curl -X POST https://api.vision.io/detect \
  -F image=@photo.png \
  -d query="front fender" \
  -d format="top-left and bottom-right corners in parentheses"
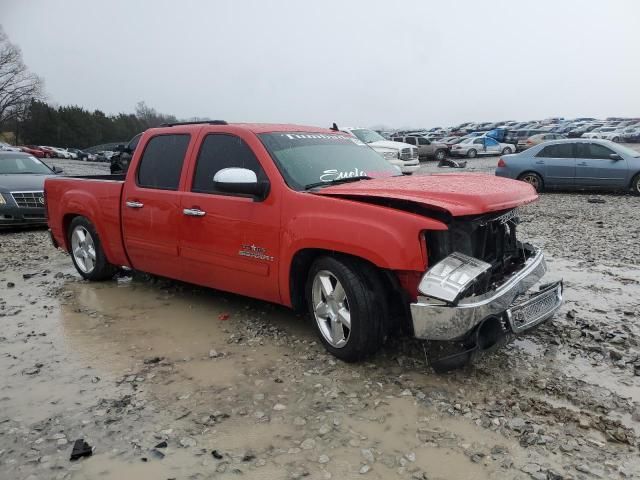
top-left (278, 195), bottom-right (448, 306)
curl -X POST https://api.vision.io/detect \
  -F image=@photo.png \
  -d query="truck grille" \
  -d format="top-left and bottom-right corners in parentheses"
top-left (400, 147), bottom-right (419, 161)
top-left (11, 191), bottom-right (45, 208)
top-left (508, 282), bottom-right (563, 333)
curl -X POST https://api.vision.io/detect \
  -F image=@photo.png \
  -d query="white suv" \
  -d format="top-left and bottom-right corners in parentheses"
top-left (341, 127), bottom-right (419, 175)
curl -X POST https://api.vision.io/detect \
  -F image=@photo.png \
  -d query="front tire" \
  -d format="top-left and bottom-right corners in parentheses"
top-left (467, 149), bottom-right (477, 158)
top-left (306, 256), bottom-right (387, 362)
top-left (435, 149), bottom-right (446, 161)
top-left (631, 174), bottom-right (640, 196)
top-left (518, 172), bottom-right (544, 192)
top-left (68, 217), bottom-right (116, 281)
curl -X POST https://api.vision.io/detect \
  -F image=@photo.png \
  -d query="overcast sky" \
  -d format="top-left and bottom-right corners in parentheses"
top-left (2, 0), bottom-right (639, 129)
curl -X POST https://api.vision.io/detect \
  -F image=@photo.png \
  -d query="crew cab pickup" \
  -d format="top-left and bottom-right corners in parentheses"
top-left (45, 121), bottom-right (563, 371)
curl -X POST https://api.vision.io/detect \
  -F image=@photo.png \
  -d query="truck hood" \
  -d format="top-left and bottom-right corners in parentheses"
top-left (367, 140), bottom-right (412, 151)
top-left (315, 174), bottom-right (537, 217)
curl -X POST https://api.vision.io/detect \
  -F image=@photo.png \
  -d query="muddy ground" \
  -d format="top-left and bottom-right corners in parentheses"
top-left (1, 157), bottom-right (639, 480)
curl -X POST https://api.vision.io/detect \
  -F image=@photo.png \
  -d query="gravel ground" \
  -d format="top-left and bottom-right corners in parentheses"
top-left (0, 155), bottom-right (639, 479)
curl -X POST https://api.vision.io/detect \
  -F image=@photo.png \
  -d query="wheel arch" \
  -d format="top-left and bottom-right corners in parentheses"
top-left (288, 248), bottom-right (407, 322)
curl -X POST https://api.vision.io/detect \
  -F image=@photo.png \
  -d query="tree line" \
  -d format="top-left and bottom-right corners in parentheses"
top-left (0, 25), bottom-right (180, 149)
top-left (15, 100), bottom-right (178, 149)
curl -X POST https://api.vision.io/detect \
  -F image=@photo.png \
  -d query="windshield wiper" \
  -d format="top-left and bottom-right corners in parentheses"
top-left (304, 176), bottom-right (372, 190)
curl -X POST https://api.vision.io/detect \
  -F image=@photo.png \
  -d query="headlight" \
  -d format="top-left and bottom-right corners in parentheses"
top-left (418, 252), bottom-right (491, 303)
top-left (0, 193), bottom-right (6, 205)
top-left (382, 151), bottom-right (396, 160)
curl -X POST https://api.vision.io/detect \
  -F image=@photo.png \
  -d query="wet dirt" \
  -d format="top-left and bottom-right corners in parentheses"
top-left (1, 162), bottom-right (639, 479)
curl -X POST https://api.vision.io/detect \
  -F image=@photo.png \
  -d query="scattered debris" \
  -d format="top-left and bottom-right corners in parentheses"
top-left (69, 439), bottom-right (93, 461)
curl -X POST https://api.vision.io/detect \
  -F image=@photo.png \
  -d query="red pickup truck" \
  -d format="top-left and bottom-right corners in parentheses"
top-left (45, 121), bottom-right (563, 371)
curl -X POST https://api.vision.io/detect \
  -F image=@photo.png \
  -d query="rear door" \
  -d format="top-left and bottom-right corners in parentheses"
top-left (574, 142), bottom-right (628, 187)
top-left (179, 132), bottom-right (281, 303)
top-left (534, 143), bottom-right (575, 187)
top-left (121, 132), bottom-right (193, 279)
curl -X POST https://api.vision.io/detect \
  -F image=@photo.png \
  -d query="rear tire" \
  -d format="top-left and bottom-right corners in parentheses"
top-left (631, 174), bottom-right (640, 196)
top-left (467, 149), bottom-right (477, 158)
top-left (306, 256), bottom-right (387, 362)
top-left (68, 217), bottom-right (117, 281)
top-left (518, 172), bottom-right (544, 192)
top-left (502, 147), bottom-right (513, 154)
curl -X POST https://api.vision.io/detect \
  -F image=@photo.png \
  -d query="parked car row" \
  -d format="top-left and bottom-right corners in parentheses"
top-left (0, 143), bottom-right (97, 161)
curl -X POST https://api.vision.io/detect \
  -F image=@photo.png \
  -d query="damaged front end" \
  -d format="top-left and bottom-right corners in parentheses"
top-left (411, 208), bottom-right (563, 372)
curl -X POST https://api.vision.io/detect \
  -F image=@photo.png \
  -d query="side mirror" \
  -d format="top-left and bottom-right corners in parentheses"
top-left (52, 165), bottom-right (63, 174)
top-left (610, 153), bottom-right (622, 161)
top-left (213, 167), bottom-right (269, 200)
top-left (115, 144), bottom-right (126, 153)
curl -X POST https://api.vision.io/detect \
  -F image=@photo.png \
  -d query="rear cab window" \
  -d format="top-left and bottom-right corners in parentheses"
top-left (136, 134), bottom-right (191, 190)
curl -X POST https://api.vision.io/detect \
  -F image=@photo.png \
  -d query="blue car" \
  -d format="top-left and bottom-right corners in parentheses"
top-left (495, 139), bottom-right (640, 195)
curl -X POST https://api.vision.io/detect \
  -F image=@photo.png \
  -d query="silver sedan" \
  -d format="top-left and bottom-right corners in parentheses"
top-left (495, 139), bottom-right (640, 194)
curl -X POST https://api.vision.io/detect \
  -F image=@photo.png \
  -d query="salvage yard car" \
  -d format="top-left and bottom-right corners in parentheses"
top-left (450, 136), bottom-right (515, 158)
top-left (0, 151), bottom-right (62, 228)
top-left (45, 122), bottom-right (563, 371)
top-left (495, 139), bottom-right (640, 194)
top-left (339, 127), bottom-right (420, 174)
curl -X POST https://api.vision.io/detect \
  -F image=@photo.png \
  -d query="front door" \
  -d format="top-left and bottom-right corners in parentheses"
top-left (574, 142), bottom-right (628, 188)
top-left (121, 133), bottom-right (192, 279)
top-left (179, 132), bottom-right (281, 304)
top-left (534, 142), bottom-right (575, 187)
top-left (484, 137), bottom-right (501, 154)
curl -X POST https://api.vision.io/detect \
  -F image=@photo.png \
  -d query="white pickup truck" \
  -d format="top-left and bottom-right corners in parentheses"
top-left (341, 127), bottom-right (420, 174)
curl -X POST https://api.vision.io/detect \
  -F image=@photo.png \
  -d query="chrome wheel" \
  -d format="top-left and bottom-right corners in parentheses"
top-left (435, 150), bottom-right (446, 161)
top-left (71, 226), bottom-right (96, 274)
top-left (521, 173), bottom-right (541, 191)
top-left (312, 270), bottom-right (351, 348)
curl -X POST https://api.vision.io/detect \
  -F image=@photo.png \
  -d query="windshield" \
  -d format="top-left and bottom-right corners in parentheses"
top-left (259, 132), bottom-right (401, 191)
top-left (0, 155), bottom-right (52, 174)
top-left (349, 129), bottom-right (386, 144)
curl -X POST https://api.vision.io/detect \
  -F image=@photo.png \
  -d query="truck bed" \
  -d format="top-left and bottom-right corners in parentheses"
top-left (45, 175), bottom-right (130, 267)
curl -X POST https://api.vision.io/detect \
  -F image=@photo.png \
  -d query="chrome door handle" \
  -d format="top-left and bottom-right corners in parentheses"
top-left (126, 200), bottom-right (144, 208)
top-left (535, 161), bottom-right (544, 164)
top-left (577, 162), bottom-right (587, 166)
top-left (183, 208), bottom-right (206, 217)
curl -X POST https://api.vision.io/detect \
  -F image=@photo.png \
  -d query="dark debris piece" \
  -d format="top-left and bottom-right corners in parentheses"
top-left (211, 449), bottom-right (223, 459)
top-left (70, 439), bottom-right (93, 461)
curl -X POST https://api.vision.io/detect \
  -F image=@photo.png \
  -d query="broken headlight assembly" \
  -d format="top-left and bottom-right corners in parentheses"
top-left (418, 252), bottom-right (491, 303)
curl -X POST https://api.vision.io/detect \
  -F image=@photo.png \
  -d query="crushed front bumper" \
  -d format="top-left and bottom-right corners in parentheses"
top-left (410, 248), bottom-right (563, 341)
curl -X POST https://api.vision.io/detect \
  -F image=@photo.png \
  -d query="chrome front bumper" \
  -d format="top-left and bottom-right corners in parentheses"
top-left (410, 248), bottom-right (563, 341)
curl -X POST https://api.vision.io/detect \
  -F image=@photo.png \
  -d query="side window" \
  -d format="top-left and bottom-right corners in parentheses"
top-left (536, 143), bottom-right (573, 158)
top-left (128, 133), bottom-right (142, 151)
top-left (485, 138), bottom-right (498, 146)
top-left (473, 138), bottom-right (483, 144)
top-left (580, 143), bottom-right (616, 160)
top-left (192, 134), bottom-right (266, 194)
top-left (137, 134), bottom-right (190, 190)
top-left (392, 137), bottom-right (403, 142)
top-left (418, 137), bottom-right (429, 145)
top-left (404, 137), bottom-right (417, 145)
